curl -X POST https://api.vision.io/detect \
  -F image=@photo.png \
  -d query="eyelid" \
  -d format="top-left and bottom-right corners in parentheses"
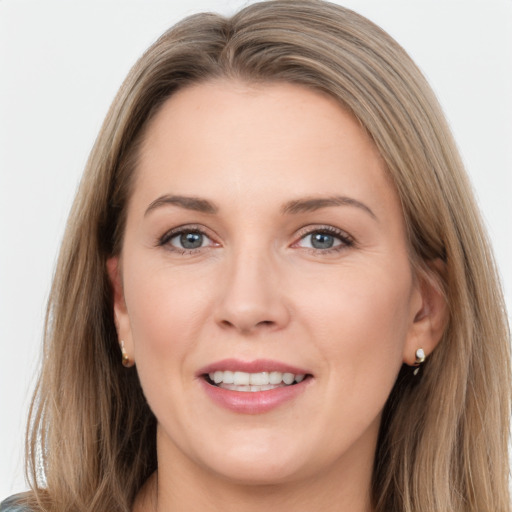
top-left (292, 224), bottom-right (355, 251)
top-left (156, 223), bottom-right (354, 253)
top-left (157, 224), bottom-right (220, 250)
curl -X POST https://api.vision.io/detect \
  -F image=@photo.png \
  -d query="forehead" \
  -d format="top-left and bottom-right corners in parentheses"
top-left (131, 80), bottom-right (399, 220)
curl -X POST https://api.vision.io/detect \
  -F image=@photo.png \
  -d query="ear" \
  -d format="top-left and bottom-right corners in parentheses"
top-left (403, 259), bottom-right (448, 366)
top-left (106, 256), bottom-right (135, 365)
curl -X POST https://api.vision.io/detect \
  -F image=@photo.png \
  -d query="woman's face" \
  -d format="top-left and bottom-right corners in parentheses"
top-left (110, 81), bottom-right (430, 487)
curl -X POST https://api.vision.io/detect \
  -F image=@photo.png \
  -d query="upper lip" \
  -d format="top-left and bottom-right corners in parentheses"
top-left (196, 358), bottom-right (312, 377)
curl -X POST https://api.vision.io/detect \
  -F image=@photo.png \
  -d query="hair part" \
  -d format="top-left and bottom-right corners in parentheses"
top-left (22, 2), bottom-right (510, 511)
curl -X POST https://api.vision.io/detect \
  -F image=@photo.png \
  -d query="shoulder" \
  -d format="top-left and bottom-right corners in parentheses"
top-left (0, 495), bottom-right (33, 512)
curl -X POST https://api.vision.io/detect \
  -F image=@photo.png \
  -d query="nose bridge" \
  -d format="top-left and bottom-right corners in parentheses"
top-left (215, 239), bottom-right (289, 333)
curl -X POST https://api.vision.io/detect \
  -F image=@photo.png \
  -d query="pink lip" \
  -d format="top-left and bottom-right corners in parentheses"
top-left (196, 359), bottom-right (313, 415)
top-left (196, 358), bottom-right (310, 376)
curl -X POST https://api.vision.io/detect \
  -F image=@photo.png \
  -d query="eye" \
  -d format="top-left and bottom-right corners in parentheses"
top-left (302, 232), bottom-right (340, 250)
top-left (171, 231), bottom-right (208, 250)
top-left (158, 226), bottom-right (217, 253)
top-left (294, 227), bottom-right (353, 252)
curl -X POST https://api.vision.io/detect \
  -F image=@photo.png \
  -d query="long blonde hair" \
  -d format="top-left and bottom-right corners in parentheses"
top-left (22, 1), bottom-right (510, 511)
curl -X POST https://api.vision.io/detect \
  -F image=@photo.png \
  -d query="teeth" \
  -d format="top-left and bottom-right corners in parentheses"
top-left (233, 371), bottom-right (250, 385)
top-left (208, 370), bottom-right (306, 387)
top-left (222, 370), bottom-right (234, 384)
top-left (269, 371), bottom-right (282, 385)
top-left (249, 372), bottom-right (269, 385)
top-left (282, 372), bottom-right (295, 385)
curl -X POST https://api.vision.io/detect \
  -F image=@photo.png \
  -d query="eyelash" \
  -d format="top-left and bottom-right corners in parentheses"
top-left (156, 224), bottom-right (355, 255)
top-left (293, 225), bottom-right (355, 254)
top-left (157, 224), bottom-right (217, 254)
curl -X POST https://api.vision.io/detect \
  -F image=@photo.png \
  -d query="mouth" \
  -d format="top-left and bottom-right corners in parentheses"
top-left (203, 370), bottom-right (310, 392)
top-left (197, 359), bottom-right (313, 413)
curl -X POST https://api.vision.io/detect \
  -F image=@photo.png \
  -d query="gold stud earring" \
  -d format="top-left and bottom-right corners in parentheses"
top-left (413, 348), bottom-right (426, 376)
top-left (121, 341), bottom-right (131, 367)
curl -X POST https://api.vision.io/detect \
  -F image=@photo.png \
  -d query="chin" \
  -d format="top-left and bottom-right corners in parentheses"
top-left (206, 455), bottom-right (309, 486)
top-left (191, 429), bottom-right (320, 486)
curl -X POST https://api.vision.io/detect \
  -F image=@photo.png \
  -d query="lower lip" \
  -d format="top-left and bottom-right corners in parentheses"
top-left (199, 378), bottom-right (311, 414)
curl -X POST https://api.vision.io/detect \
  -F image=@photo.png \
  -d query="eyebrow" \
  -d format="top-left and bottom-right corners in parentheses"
top-left (282, 196), bottom-right (377, 220)
top-left (144, 193), bottom-right (376, 220)
top-left (145, 194), bottom-right (218, 216)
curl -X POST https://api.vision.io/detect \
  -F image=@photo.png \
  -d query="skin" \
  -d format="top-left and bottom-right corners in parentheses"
top-left (108, 81), bottom-right (445, 512)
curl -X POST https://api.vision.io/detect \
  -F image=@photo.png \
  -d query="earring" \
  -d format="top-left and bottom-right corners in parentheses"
top-left (121, 341), bottom-right (131, 367)
top-left (413, 348), bottom-right (426, 376)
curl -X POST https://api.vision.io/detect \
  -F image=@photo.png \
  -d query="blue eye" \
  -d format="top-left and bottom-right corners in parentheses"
top-left (308, 232), bottom-right (339, 249)
top-left (172, 232), bottom-right (206, 249)
top-left (296, 228), bottom-right (352, 251)
top-left (158, 227), bottom-right (214, 252)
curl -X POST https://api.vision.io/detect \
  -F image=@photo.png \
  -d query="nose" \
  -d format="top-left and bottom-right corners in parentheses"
top-left (214, 249), bottom-right (291, 335)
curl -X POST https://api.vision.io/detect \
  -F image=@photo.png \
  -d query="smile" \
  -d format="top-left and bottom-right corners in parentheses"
top-left (198, 359), bottom-right (313, 413)
top-left (207, 370), bottom-right (307, 392)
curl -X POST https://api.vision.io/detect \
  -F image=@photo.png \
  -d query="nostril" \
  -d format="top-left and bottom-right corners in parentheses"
top-left (256, 320), bottom-right (274, 327)
top-left (218, 318), bottom-right (276, 332)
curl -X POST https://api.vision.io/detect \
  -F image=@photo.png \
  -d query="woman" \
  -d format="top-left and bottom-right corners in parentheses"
top-left (2, 1), bottom-right (510, 511)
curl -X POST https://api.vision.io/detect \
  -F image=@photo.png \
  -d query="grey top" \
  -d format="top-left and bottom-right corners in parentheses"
top-left (0, 495), bottom-right (31, 512)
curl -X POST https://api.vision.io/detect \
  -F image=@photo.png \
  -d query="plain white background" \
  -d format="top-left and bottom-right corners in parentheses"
top-left (1, 0), bottom-right (511, 500)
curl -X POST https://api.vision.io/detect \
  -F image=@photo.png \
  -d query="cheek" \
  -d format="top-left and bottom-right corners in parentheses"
top-left (125, 258), bottom-right (211, 346)
top-left (299, 262), bottom-right (413, 389)
top-left (121, 262), bottom-right (216, 427)
top-left (121, 260), bottom-right (212, 407)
